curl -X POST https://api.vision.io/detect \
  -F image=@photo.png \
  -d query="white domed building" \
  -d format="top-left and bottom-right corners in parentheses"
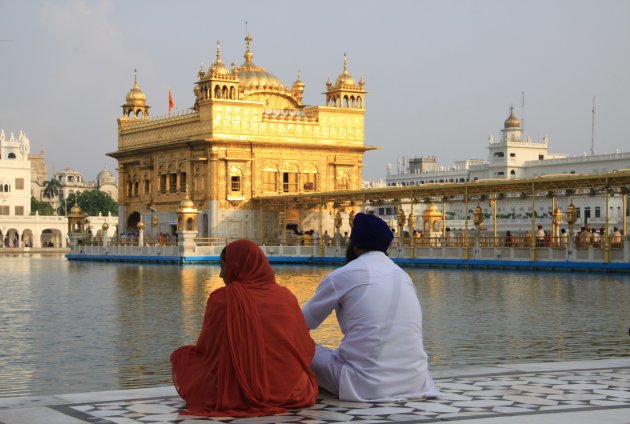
top-left (0, 129), bottom-right (68, 248)
top-left (97, 168), bottom-right (118, 201)
top-left (51, 166), bottom-right (118, 212)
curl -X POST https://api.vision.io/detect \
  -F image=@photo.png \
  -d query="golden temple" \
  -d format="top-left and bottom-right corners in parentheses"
top-left (109, 34), bottom-right (374, 240)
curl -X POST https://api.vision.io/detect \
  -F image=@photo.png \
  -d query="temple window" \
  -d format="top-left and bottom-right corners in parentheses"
top-left (337, 173), bottom-right (350, 190)
top-left (134, 182), bottom-right (139, 196)
top-left (283, 172), bottom-right (298, 193)
top-left (303, 173), bottom-right (317, 191)
top-left (222, 86), bottom-right (228, 99)
top-left (8, 153), bottom-right (16, 159)
top-left (0, 206), bottom-right (9, 215)
top-left (15, 206), bottom-right (24, 216)
top-left (144, 180), bottom-right (150, 194)
top-left (229, 86), bottom-right (236, 99)
top-left (169, 174), bottom-right (177, 193)
top-left (179, 172), bottom-right (187, 192)
top-left (214, 85), bottom-right (221, 98)
top-left (15, 178), bottom-right (24, 190)
top-left (127, 182), bottom-right (133, 197)
top-left (160, 174), bottom-right (167, 194)
top-left (343, 96), bottom-right (349, 108)
top-left (357, 97), bottom-right (363, 108)
top-left (262, 171), bottom-right (276, 192)
top-left (231, 175), bottom-right (241, 192)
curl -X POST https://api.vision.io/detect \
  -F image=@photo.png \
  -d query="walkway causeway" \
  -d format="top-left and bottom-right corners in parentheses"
top-left (1, 359), bottom-right (629, 424)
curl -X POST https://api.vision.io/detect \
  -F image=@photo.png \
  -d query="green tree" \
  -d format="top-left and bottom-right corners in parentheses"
top-left (30, 197), bottom-right (55, 215)
top-left (67, 190), bottom-right (118, 216)
top-left (42, 178), bottom-right (62, 200)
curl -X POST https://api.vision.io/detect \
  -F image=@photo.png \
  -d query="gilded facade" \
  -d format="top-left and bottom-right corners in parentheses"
top-left (109, 35), bottom-right (374, 239)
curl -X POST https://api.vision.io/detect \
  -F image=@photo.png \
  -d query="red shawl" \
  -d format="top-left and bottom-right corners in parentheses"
top-left (171, 239), bottom-right (317, 416)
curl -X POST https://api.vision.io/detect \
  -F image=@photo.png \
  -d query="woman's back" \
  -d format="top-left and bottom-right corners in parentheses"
top-left (171, 240), bottom-right (317, 416)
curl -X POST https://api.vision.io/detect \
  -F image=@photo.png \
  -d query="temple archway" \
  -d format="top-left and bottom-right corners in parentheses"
top-left (127, 211), bottom-right (141, 229)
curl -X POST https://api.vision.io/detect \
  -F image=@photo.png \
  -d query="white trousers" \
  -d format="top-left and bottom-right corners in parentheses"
top-left (310, 344), bottom-right (344, 396)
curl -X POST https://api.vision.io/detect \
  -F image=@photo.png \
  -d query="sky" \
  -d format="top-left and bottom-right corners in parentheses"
top-left (1, 0), bottom-right (629, 182)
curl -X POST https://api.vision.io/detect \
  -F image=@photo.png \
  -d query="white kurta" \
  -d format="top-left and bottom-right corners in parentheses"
top-left (302, 251), bottom-right (440, 401)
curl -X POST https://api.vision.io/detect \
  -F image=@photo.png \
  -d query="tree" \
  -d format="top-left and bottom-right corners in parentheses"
top-left (42, 178), bottom-right (62, 200)
top-left (31, 197), bottom-right (55, 215)
top-left (67, 190), bottom-right (118, 217)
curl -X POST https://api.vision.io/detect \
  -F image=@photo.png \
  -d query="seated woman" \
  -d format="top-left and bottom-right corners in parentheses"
top-left (171, 239), bottom-right (318, 416)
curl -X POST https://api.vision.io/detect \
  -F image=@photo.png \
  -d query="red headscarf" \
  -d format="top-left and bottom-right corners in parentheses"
top-left (171, 240), bottom-right (317, 416)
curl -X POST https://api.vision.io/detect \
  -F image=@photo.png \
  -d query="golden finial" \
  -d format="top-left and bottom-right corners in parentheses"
top-left (244, 30), bottom-right (253, 64)
top-left (133, 68), bottom-right (137, 84)
top-left (216, 40), bottom-right (222, 62)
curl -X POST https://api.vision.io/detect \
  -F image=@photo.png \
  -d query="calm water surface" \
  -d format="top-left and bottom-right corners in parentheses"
top-left (1, 254), bottom-right (629, 398)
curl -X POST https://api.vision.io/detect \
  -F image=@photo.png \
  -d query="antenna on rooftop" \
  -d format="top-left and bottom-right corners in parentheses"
top-left (591, 96), bottom-right (596, 155)
top-left (521, 91), bottom-right (525, 132)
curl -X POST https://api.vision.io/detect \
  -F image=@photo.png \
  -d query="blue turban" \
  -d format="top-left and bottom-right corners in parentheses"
top-left (350, 213), bottom-right (394, 252)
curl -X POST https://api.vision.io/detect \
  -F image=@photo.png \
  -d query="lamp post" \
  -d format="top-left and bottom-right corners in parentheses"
top-left (489, 196), bottom-right (497, 247)
top-left (84, 219), bottom-right (90, 243)
top-left (334, 210), bottom-right (342, 248)
top-left (473, 202), bottom-right (484, 257)
top-left (408, 209), bottom-right (416, 258)
top-left (137, 220), bottom-right (144, 246)
top-left (151, 212), bottom-right (159, 244)
top-left (396, 207), bottom-right (406, 254)
top-left (565, 201), bottom-right (577, 260)
top-left (552, 206), bottom-right (563, 247)
top-left (348, 209), bottom-right (355, 229)
top-left (102, 222), bottom-right (109, 248)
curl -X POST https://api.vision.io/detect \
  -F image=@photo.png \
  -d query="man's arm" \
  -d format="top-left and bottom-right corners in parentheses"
top-left (301, 276), bottom-right (339, 330)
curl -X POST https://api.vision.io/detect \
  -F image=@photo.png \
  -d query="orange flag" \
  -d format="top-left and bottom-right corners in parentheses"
top-left (168, 88), bottom-right (175, 112)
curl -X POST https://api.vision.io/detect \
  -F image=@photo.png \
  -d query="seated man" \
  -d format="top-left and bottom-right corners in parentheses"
top-left (302, 213), bottom-right (439, 402)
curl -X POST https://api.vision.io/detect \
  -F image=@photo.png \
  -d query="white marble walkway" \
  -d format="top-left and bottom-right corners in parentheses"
top-left (1, 359), bottom-right (629, 424)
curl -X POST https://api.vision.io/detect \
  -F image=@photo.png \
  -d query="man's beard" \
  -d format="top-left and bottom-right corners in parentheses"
top-left (345, 242), bottom-right (358, 264)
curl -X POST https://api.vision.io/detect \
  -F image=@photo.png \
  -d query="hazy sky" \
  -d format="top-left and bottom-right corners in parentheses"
top-left (1, 0), bottom-right (629, 182)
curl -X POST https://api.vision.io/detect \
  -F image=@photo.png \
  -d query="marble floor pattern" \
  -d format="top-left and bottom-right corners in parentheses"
top-left (44, 365), bottom-right (630, 424)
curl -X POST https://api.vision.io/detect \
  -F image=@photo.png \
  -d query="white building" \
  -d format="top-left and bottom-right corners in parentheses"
top-left (381, 110), bottom-right (630, 232)
top-left (0, 129), bottom-right (67, 248)
top-left (43, 167), bottom-right (118, 213)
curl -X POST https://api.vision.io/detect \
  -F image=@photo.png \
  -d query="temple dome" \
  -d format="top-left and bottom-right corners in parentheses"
top-left (208, 41), bottom-right (230, 77)
top-left (504, 108), bottom-right (521, 128)
top-left (97, 168), bottom-right (115, 184)
top-left (178, 195), bottom-right (197, 212)
top-left (70, 203), bottom-right (83, 215)
top-left (335, 53), bottom-right (356, 87)
top-left (126, 78), bottom-right (146, 105)
top-left (238, 68), bottom-right (283, 88)
top-left (237, 33), bottom-right (284, 89)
